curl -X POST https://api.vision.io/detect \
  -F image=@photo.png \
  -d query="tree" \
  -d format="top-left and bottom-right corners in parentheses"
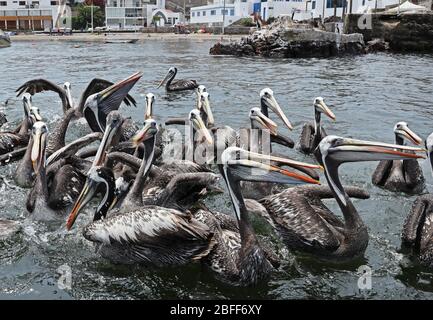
top-left (84, 0), bottom-right (106, 8)
top-left (72, 4), bottom-right (105, 30)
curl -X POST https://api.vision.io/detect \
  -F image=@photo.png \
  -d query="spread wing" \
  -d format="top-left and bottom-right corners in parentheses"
top-left (16, 79), bottom-right (70, 111)
top-left (78, 78), bottom-right (137, 112)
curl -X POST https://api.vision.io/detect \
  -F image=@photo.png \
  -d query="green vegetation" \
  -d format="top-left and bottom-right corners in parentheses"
top-left (72, 4), bottom-right (105, 30)
top-left (238, 17), bottom-right (255, 27)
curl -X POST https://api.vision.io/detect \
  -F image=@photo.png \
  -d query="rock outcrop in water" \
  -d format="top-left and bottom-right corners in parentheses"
top-left (210, 17), bottom-right (365, 58)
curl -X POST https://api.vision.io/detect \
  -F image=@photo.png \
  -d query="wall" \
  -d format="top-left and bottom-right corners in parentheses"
top-left (344, 13), bottom-right (433, 51)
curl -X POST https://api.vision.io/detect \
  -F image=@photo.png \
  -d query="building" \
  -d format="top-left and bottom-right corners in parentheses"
top-left (105, 0), bottom-right (166, 29)
top-left (0, 0), bottom-right (63, 30)
top-left (152, 8), bottom-right (183, 26)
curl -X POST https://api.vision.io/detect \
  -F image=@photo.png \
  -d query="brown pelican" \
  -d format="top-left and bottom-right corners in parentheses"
top-left (199, 147), bottom-right (320, 285)
top-left (65, 121), bottom-right (215, 267)
top-left (45, 72), bottom-right (141, 155)
top-left (157, 67), bottom-right (198, 92)
top-left (298, 97), bottom-right (335, 155)
top-left (16, 77), bottom-right (137, 116)
top-left (0, 94), bottom-right (41, 156)
top-left (258, 136), bottom-right (425, 260)
top-left (25, 121), bottom-right (103, 219)
top-left (402, 132), bottom-right (433, 268)
top-left (260, 88), bottom-right (293, 134)
top-left (372, 122), bottom-right (424, 193)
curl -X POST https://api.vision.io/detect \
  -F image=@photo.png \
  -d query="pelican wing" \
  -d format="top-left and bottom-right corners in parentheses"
top-left (260, 186), bottom-right (343, 252)
top-left (78, 78), bottom-right (137, 112)
top-left (169, 80), bottom-right (198, 91)
top-left (16, 79), bottom-right (70, 111)
top-left (0, 111), bottom-right (7, 128)
top-left (299, 122), bottom-right (314, 153)
top-left (403, 158), bottom-right (425, 190)
top-left (83, 207), bottom-right (214, 266)
top-left (372, 160), bottom-right (393, 186)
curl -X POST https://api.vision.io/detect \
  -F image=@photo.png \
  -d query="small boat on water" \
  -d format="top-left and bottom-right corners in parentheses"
top-left (104, 39), bottom-right (138, 44)
top-left (0, 30), bottom-right (11, 48)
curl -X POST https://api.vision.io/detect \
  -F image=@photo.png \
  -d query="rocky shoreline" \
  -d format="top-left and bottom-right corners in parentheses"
top-left (210, 17), bottom-right (366, 58)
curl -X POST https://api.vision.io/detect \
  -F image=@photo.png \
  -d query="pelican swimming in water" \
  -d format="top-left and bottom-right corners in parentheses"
top-left (157, 67), bottom-right (198, 92)
top-left (197, 147), bottom-right (321, 285)
top-left (402, 132), bottom-right (433, 268)
top-left (372, 121), bottom-right (424, 193)
top-left (65, 120), bottom-right (215, 267)
top-left (0, 94), bottom-right (41, 156)
top-left (298, 97), bottom-right (335, 156)
top-left (255, 136), bottom-right (425, 260)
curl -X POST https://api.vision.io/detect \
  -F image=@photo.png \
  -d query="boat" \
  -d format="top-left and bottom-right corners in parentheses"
top-left (104, 39), bottom-right (138, 44)
top-left (0, 30), bottom-right (11, 48)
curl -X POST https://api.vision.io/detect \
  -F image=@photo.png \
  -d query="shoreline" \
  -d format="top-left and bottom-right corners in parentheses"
top-left (10, 32), bottom-right (245, 42)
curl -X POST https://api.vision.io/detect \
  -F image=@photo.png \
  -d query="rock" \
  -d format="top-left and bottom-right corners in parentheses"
top-left (0, 219), bottom-right (21, 241)
top-left (209, 17), bottom-right (365, 58)
top-left (366, 38), bottom-right (390, 53)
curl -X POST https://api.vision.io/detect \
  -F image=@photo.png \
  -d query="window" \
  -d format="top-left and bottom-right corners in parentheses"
top-left (51, 1), bottom-right (58, 5)
top-left (32, 1), bottom-right (39, 4)
top-left (197, 11), bottom-right (200, 16)
top-left (230, 9), bottom-right (234, 16)
top-left (210, 9), bottom-right (216, 15)
top-left (312, 0), bottom-right (315, 9)
top-left (221, 9), bottom-right (228, 15)
top-left (113, 0), bottom-right (117, 6)
top-left (202, 10), bottom-right (206, 16)
top-left (19, 0), bottom-right (26, 4)
top-left (362, 0), bottom-right (365, 5)
top-left (326, 0), bottom-right (344, 7)
top-left (0, 1), bottom-right (7, 5)
top-left (192, 11), bottom-right (195, 16)
top-left (135, 1), bottom-right (139, 6)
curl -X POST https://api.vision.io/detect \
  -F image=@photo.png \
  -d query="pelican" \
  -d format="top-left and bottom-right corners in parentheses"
top-left (199, 147), bottom-right (320, 285)
top-left (402, 132), bottom-right (433, 268)
top-left (157, 67), bottom-right (198, 92)
top-left (298, 97), bottom-right (335, 156)
top-left (45, 72), bottom-right (141, 155)
top-left (372, 122), bottom-right (424, 193)
top-left (16, 77), bottom-right (137, 115)
top-left (65, 120), bottom-right (215, 267)
top-left (257, 136), bottom-right (425, 260)
top-left (0, 94), bottom-right (41, 156)
top-left (260, 88), bottom-right (293, 135)
top-left (25, 121), bottom-right (102, 219)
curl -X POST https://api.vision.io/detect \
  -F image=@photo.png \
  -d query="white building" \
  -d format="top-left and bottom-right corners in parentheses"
top-left (105, 0), bottom-right (166, 29)
top-left (152, 8), bottom-right (183, 26)
top-left (190, 0), bottom-right (402, 27)
top-left (0, 0), bottom-right (63, 30)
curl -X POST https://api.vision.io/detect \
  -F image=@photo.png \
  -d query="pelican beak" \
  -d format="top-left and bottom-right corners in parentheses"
top-left (329, 138), bottom-right (426, 162)
top-left (201, 94), bottom-right (214, 127)
top-left (192, 114), bottom-right (213, 145)
top-left (92, 118), bottom-right (122, 166)
top-left (252, 109), bottom-right (278, 135)
top-left (31, 107), bottom-right (42, 122)
top-left (66, 179), bottom-right (98, 230)
top-left (31, 125), bottom-right (47, 174)
top-left (157, 70), bottom-right (173, 89)
top-left (396, 124), bottom-right (423, 146)
top-left (132, 121), bottom-right (158, 147)
top-left (98, 72), bottom-right (142, 104)
top-left (316, 99), bottom-right (336, 121)
top-left (145, 97), bottom-right (154, 120)
top-left (262, 95), bottom-right (293, 131)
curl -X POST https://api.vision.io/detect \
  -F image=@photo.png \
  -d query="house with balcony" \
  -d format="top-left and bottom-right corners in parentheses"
top-left (0, 0), bottom-right (63, 30)
top-left (105, 0), bottom-right (166, 29)
top-left (152, 8), bottom-right (183, 26)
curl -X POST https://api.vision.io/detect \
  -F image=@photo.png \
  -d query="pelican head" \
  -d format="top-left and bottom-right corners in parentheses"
top-left (132, 118), bottom-right (159, 147)
top-left (145, 93), bottom-right (155, 120)
top-left (63, 81), bottom-right (73, 108)
top-left (260, 88), bottom-right (293, 131)
top-left (157, 67), bottom-right (177, 89)
top-left (393, 122), bottom-right (423, 146)
top-left (30, 106), bottom-right (42, 123)
top-left (83, 72), bottom-right (142, 132)
top-left (189, 109), bottom-right (213, 145)
top-left (66, 166), bottom-right (115, 230)
top-left (198, 92), bottom-right (214, 127)
top-left (31, 121), bottom-right (48, 174)
top-left (249, 107), bottom-right (278, 135)
top-left (314, 97), bottom-right (335, 120)
top-left (197, 85), bottom-right (207, 94)
top-left (22, 93), bottom-right (32, 117)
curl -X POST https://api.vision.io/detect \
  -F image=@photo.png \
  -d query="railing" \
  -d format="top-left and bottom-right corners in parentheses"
top-left (0, 9), bottom-right (52, 17)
